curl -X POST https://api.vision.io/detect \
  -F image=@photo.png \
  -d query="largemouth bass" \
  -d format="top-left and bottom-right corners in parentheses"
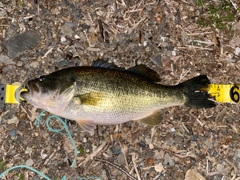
top-left (21, 60), bottom-right (216, 134)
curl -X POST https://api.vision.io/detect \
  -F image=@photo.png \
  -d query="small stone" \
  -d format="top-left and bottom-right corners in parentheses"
top-left (74, 34), bottom-right (80, 39)
top-left (163, 153), bottom-right (174, 166)
top-left (137, 141), bottom-right (146, 148)
top-left (25, 159), bottom-right (34, 166)
top-left (9, 129), bottom-right (16, 137)
top-left (95, 9), bottom-right (106, 16)
top-left (172, 50), bottom-right (176, 56)
top-left (7, 117), bottom-right (19, 125)
top-left (204, 139), bottom-right (213, 148)
top-left (6, 31), bottom-right (40, 58)
top-left (25, 147), bottom-right (33, 156)
top-left (190, 135), bottom-right (197, 142)
top-left (166, 138), bottom-right (174, 146)
top-left (232, 21), bottom-right (240, 31)
top-left (61, 24), bottom-right (74, 36)
top-left (143, 41), bottom-right (148, 47)
top-left (236, 157), bottom-right (240, 163)
top-left (0, 55), bottom-right (15, 65)
top-left (58, 59), bottom-right (69, 68)
top-left (154, 163), bottom-right (164, 172)
top-left (110, 145), bottom-right (121, 156)
top-left (230, 36), bottom-right (240, 47)
top-left (0, 8), bottom-right (7, 17)
top-left (185, 169), bottom-right (205, 180)
top-left (154, 150), bottom-right (165, 159)
top-left (117, 153), bottom-right (125, 165)
top-left (113, 133), bottom-right (121, 140)
top-left (151, 53), bottom-right (162, 68)
top-left (145, 157), bottom-right (154, 166)
top-left (51, 8), bottom-right (60, 15)
top-left (60, 36), bottom-right (66, 42)
top-left (156, 16), bottom-right (162, 22)
top-left (216, 164), bottom-right (225, 172)
top-left (30, 61), bottom-right (39, 68)
top-left (175, 135), bottom-right (183, 144)
top-left (19, 113), bottom-right (27, 120)
top-left (145, 136), bottom-right (154, 149)
top-left (16, 61), bottom-right (23, 67)
top-left (83, 138), bottom-right (87, 143)
top-left (41, 150), bottom-right (48, 159)
top-left (235, 47), bottom-right (240, 55)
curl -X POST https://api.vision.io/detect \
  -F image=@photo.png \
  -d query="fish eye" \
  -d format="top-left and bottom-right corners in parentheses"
top-left (39, 76), bottom-right (45, 82)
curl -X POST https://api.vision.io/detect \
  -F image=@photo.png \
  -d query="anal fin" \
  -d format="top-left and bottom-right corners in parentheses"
top-left (75, 119), bottom-right (95, 135)
top-left (139, 111), bottom-right (163, 126)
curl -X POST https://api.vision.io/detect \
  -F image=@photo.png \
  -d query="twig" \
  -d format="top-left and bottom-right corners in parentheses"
top-left (94, 157), bottom-right (137, 180)
top-left (78, 141), bottom-right (107, 166)
top-left (176, 69), bottom-right (191, 84)
top-left (83, 30), bottom-right (92, 47)
top-left (128, 17), bottom-right (146, 34)
top-left (181, 122), bottom-right (190, 133)
top-left (230, 0), bottom-right (238, 10)
top-left (176, 46), bottom-right (213, 50)
top-left (191, 40), bottom-right (214, 46)
top-left (119, 142), bottom-right (129, 170)
top-left (186, 32), bottom-right (213, 36)
top-left (153, 173), bottom-right (162, 180)
top-left (215, 107), bottom-right (226, 121)
top-left (44, 149), bottom-right (57, 165)
top-left (130, 153), bottom-right (141, 180)
top-left (196, 118), bottom-right (204, 127)
top-left (86, 47), bottom-right (101, 51)
top-left (42, 47), bottom-right (53, 59)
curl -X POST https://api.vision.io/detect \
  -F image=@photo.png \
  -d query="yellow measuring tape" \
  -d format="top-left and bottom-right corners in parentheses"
top-left (1, 84), bottom-right (240, 104)
top-left (208, 84), bottom-right (240, 103)
top-left (2, 85), bottom-right (27, 104)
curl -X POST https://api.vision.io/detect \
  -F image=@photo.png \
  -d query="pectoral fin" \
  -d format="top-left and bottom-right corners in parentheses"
top-left (73, 92), bottom-right (103, 106)
top-left (139, 111), bottom-right (163, 126)
top-left (75, 119), bottom-right (95, 135)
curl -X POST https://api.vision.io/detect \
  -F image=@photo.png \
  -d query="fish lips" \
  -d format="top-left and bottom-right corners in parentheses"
top-left (20, 80), bottom-right (40, 99)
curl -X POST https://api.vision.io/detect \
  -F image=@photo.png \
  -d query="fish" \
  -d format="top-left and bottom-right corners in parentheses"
top-left (21, 59), bottom-right (216, 134)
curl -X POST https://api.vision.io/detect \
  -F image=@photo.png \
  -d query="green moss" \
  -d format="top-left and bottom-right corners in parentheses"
top-left (16, 173), bottom-right (24, 180)
top-left (79, 147), bottom-right (85, 154)
top-left (0, 159), bottom-right (7, 171)
top-left (196, 0), bottom-right (239, 30)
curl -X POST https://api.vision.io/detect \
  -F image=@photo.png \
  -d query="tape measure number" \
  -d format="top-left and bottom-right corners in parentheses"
top-left (230, 85), bottom-right (240, 103)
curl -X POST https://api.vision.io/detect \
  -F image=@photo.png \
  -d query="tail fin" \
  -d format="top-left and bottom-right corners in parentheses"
top-left (179, 75), bottom-right (216, 108)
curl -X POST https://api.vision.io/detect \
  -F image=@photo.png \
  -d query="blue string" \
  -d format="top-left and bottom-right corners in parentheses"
top-left (0, 165), bottom-right (51, 179)
top-left (0, 111), bottom-right (102, 180)
top-left (45, 114), bottom-right (78, 168)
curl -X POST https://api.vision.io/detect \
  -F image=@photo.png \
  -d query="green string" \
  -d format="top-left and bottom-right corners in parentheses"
top-left (0, 111), bottom-right (102, 180)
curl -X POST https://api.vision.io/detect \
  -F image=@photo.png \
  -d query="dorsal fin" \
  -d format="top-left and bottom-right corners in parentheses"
top-left (92, 59), bottom-right (160, 82)
top-left (91, 59), bottom-right (124, 70)
top-left (127, 65), bottom-right (160, 82)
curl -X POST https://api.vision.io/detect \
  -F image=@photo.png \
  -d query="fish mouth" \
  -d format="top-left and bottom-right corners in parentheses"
top-left (28, 81), bottom-right (40, 93)
top-left (20, 80), bottom-right (40, 99)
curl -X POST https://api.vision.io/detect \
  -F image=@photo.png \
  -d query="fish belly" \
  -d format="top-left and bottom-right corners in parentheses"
top-left (58, 91), bottom-right (183, 125)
